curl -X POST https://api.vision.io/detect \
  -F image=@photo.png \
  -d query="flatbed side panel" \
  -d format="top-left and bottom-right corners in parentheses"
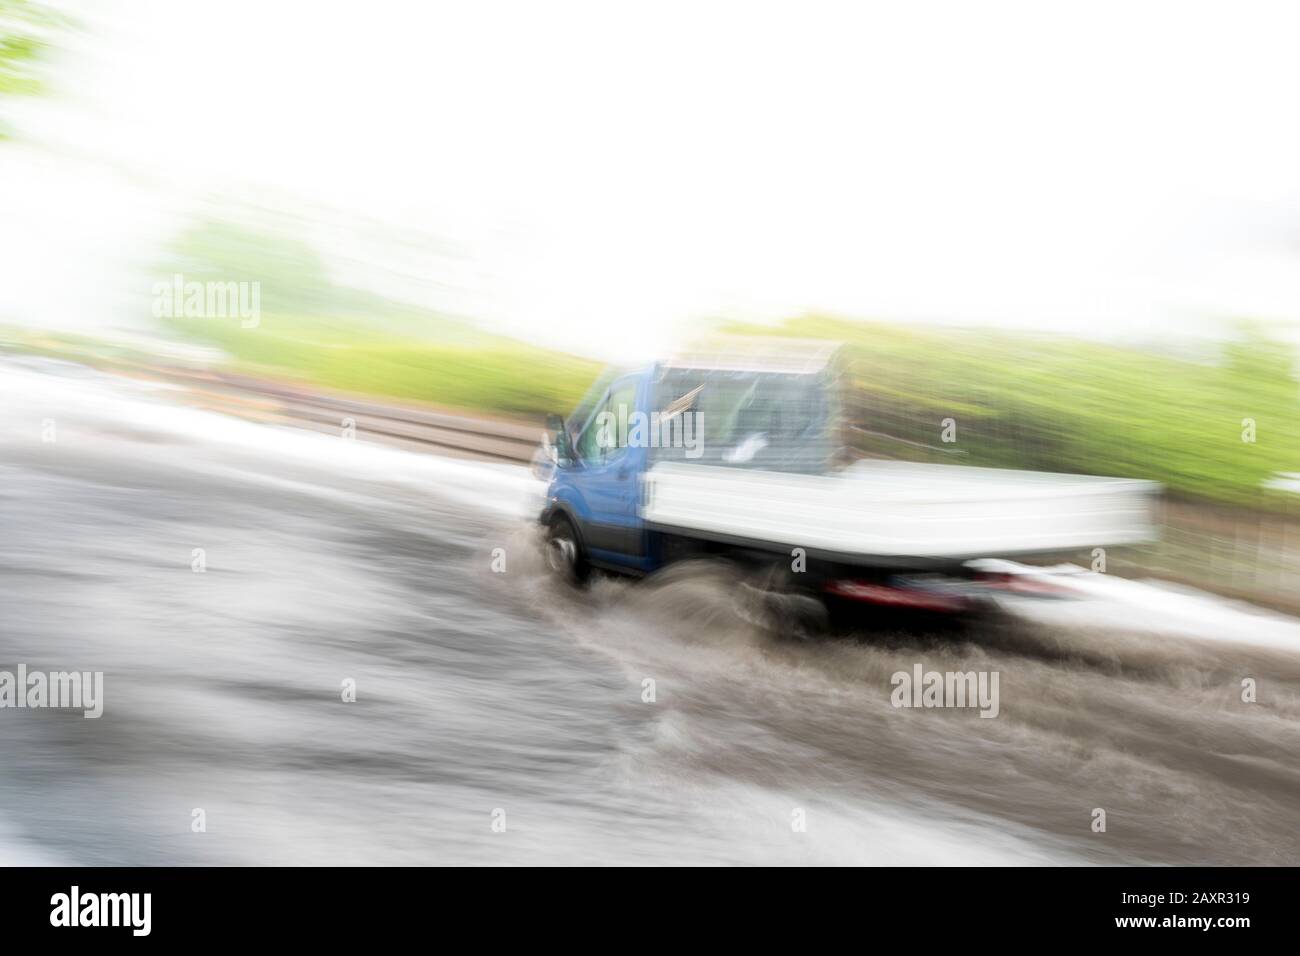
top-left (642, 462), bottom-right (1159, 560)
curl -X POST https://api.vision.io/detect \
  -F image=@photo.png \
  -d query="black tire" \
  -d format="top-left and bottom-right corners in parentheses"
top-left (543, 514), bottom-right (588, 586)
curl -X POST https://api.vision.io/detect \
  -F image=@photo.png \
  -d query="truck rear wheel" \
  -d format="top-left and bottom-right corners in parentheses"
top-left (735, 583), bottom-right (828, 640)
top-left (544, 515), bottom-right (588, 586)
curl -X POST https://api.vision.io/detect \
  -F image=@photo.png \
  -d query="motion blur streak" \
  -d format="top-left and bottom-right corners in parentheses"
top-left (1, 359), bottom-right (1297, 865)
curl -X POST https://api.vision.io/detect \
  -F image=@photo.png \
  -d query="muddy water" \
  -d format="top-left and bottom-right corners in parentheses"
top-left (505, 551), bottom-right (1300, 865)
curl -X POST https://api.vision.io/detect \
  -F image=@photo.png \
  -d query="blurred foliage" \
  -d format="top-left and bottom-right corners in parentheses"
top-left (0, 0), bottom-right (65, 137)
top-left (161, 220), bottom-right (486, 339)
top-left (727, 315), bottom-right (1300, 508)
top-left (168, 311), bottom-right (601, 417)
top-left (159, 220), bottom-right (601, 416)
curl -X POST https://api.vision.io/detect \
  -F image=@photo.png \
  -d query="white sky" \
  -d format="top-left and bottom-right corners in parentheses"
top-left (4, 0), bottom-right (1300, 359)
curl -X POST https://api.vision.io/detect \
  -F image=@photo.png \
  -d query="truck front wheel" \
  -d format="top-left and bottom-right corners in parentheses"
top-left (544, 514), bottom-right (588, 586)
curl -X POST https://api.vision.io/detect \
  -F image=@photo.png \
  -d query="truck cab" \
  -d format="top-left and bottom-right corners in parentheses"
top-left (536, 343), bottom-right (843, 580)
top-left (541, 366), bottom-right (654, 574)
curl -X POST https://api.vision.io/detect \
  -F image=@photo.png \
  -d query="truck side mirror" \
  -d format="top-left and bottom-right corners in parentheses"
top-left (543, 413), bottom-right (573, 468)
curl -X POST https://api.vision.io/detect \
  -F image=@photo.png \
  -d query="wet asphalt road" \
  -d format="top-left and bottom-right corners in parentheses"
top-left (1, 358), bottom-right (1298, 865)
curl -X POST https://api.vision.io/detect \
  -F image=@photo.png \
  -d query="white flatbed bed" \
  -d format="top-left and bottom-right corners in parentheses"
top-left (642, 459), bottom-right (1159, 564)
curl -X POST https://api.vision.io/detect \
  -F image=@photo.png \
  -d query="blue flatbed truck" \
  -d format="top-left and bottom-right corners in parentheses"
top-left (534, 343), bottom-right (1157, 617)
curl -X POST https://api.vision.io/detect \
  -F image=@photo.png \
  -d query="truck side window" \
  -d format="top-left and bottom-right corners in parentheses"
top-left (604, 382), bottom-right (637, 455)
top-left (576, 381), bottom-right (637, 463)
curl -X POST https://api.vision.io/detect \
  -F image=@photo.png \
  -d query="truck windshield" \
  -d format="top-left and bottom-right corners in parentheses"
top-left (650, 368), bottom-right (834, 473)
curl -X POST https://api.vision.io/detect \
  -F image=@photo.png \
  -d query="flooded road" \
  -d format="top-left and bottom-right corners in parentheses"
top-left (1, 358), bottom-right (1297, 865)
